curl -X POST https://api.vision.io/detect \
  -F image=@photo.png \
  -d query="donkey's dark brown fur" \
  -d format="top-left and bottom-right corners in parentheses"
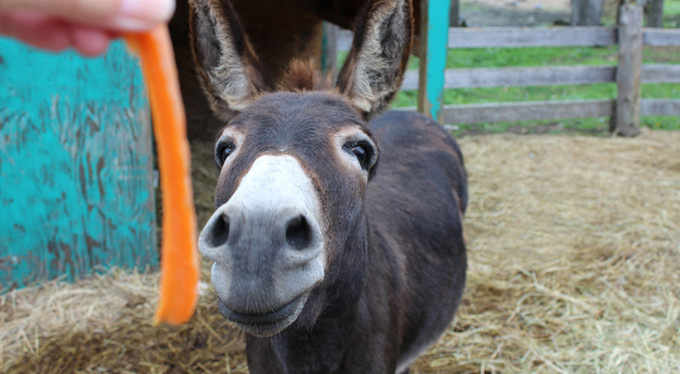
top-left (190, 1), bottom-right (467, 373)
top-left (276, 59), bottom-right (334, 92)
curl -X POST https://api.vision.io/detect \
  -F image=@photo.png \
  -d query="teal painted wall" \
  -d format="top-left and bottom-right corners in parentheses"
top-left (0, 39), bottom-right (157, 290)
top-left (420, 0), bottom-right (450, 122)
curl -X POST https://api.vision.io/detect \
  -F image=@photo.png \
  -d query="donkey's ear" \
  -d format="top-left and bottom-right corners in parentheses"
top-left (189, 0), bottom-right (265, 119)
top-left (336, 0), bottom-right (413, 119)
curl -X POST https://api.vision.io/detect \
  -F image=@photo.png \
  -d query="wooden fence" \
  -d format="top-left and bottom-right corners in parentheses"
top-left (411, 4), bottom-right (680, 136)
top-left (335, 3), bottom-right (680, 136)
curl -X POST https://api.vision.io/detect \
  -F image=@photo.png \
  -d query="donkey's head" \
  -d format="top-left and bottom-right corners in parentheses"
top-left (191, 0), bottom-right (412, 337)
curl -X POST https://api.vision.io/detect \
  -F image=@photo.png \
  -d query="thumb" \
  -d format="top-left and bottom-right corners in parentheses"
top-left (0, 0), bottom-right (175, 31)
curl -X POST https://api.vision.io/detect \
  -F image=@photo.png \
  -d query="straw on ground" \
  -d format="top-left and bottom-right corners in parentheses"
top-left (2, 130), bottom-right (679, 373)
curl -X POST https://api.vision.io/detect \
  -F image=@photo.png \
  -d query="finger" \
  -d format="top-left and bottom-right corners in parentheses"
top-left (0, 12), bottom-right (70, 52)
top-left (0, 0), bottom-right (174, 31)
top-left (67, 24), bottom-right (114, 57)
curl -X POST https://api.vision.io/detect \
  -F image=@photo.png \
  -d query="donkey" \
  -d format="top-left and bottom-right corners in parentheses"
top-left (190, 0), bottom-right (468, 372)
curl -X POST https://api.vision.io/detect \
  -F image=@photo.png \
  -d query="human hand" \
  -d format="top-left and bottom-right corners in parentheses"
top-left (0, 0), bottom-right (175, 56)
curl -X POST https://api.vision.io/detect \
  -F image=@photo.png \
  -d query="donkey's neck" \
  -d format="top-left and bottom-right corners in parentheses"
top-left (268, 305), bottom-right (359, 373)
top-left (258, 217), bottom-right (378, 373)
top-left (265, 289), bottom-right (386, 374)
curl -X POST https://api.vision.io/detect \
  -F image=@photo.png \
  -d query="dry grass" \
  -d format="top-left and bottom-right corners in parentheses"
top-left (2, 130), bottom-right (680, 373)
top-left (413, 129), bottom-right (680, 373)
top-left (0, 271), bottom-right (248, 373)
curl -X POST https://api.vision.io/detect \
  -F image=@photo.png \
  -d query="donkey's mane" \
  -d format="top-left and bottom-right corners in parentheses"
top-left (276, 59), bottom-right (335, 92)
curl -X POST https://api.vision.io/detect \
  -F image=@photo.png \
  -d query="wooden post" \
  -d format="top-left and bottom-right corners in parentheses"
top-left (322, 22), bottom-right (339, 77)
top-left (611, 3), bottom-right (643, 136)
top-left (418, 0), bottom-right (451, 123)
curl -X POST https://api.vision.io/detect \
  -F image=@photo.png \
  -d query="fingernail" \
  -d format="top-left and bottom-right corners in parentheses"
top-left (115, 0), bottom-right (175, 30)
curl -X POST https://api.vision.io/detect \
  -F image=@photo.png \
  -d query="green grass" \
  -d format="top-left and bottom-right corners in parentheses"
top-left (445, 46), bottom-right (618, 68)
top-left (446, 117), bottom-right (613, 137)
top-left (664, 0), bottom-right (680, 27)
top-left (667, 0), bottom-right (680, 12)
top-left (667, 0), bottom-right (680, 14)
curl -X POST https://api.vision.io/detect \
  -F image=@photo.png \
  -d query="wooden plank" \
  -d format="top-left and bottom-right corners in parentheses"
top-left (401, 63), bottom-right (678, 91)
top-left (396, 99), bottom-right (679, 124)
top-left (0, 40), bottom-right (157, 290)
top-left (642, 64), bottom-right (680, 83)
top-left (402, 63), bottom-right (680, 91)
top-left (402, 70), bottom-right (420, 90)
top-left (448, 27), bottom-right (617, 49)
top-left (643, 28), bottom-right (680, 46)
top-left (401, 65), bottom-right (616, 90)
top-left (449, 66), bottom-right (616, 88)
top-left (439, 99), bottom-right (615, 124)
top-left (641, 99), bottom-right (680, 116)
top-left (337, 29), bottom-right (353, 52)
top-left (417, 0), bottom-right (450, 122)
top-left (612, 4), bottom-right (643, 136)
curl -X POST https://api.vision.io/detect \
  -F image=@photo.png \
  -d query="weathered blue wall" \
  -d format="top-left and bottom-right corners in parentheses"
top-left (419, 0), bottom-right (450, 122)
top-left (0, 39), bottom-right (157, 290)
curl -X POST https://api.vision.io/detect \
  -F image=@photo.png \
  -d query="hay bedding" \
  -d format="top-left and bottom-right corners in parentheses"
top-left (2, 130), bottom-right (679, 373)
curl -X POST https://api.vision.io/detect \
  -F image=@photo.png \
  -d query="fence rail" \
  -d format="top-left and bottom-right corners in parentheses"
top-left (447, 26), bottom-right (618, 48)
top-left (447, 27), bottom-right (680, 49)
top-left (398, 100), bottom-right (614, 125)
top-left (398, 98), bottom-right (680, 127)
top-left (643, 29), bottom-right (680, 46)
top-left (445, 99), bottom-right (614, 125)
top-left (401, 63), bottom-right (680, 90)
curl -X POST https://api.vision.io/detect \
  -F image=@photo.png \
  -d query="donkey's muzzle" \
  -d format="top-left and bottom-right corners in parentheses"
top-left (198, 200), bottom-right (324, 336)
top-left (198, 154), bottom-right (326, 336)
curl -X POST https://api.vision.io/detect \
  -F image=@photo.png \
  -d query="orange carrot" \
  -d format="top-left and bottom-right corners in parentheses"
top-left (124, 26), bottom-right (199, 325)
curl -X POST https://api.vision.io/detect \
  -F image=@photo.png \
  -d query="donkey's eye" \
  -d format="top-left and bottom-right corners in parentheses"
top-left (344, 141), bottom-right (374, 170)
top-left (215, 143), bottom-right (235, 168)
top-left (352, 145), bottom-right (367, 165)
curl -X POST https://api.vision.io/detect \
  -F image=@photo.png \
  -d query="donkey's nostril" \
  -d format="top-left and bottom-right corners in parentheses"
top-left (206, 214), bottom-right (230, 248)
top-left (285, 215), bottom-right (311, 251)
